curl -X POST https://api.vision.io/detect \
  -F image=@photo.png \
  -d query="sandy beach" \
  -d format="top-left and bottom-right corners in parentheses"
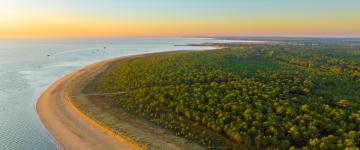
top-left (36, 57), bottom-right (138, 150)
top-left (36, 51), bottom-right (204, 150)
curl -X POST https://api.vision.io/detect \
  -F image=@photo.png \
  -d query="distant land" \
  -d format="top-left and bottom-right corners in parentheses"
top-left (211, 36), bottom-right (360, 45)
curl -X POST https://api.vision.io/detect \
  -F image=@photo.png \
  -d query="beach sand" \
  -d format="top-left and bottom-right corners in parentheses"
top-left (36, 57), bottom-right (137, 150)
top-left (37, 52), bottom-right (204, 150)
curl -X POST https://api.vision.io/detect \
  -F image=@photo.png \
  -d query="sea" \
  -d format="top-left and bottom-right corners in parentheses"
top-left (0, 37), bottom-right (241, 150)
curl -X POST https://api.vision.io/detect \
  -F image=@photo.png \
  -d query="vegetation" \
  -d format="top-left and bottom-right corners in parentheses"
top-left (91, 44), bottom-right (360, 149)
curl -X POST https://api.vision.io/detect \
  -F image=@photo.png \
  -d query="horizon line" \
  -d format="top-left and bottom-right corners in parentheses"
top-left (1, 35), bottom-right (360, 39)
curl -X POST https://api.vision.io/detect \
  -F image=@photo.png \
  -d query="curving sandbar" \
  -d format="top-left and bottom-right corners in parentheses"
top-left (36, 57), bottom-right (139, 150)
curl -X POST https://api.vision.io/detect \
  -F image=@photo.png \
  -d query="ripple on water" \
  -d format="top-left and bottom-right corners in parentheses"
top-left (0, 67), bottom-right (58, 150)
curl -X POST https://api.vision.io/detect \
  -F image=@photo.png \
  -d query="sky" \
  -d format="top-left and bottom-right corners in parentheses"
top-left (0, 0), bottom-right (359, 37)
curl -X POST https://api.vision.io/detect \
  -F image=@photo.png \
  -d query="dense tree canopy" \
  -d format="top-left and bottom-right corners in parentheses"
top-left (91, 44), bottom-right (360, 149)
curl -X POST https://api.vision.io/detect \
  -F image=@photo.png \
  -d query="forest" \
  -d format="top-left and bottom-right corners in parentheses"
top-left (90, 44), bottom-right (360, 149)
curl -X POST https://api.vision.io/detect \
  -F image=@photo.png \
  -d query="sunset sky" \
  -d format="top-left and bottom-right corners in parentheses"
top-left (1, 0), bottom-right (359, 37)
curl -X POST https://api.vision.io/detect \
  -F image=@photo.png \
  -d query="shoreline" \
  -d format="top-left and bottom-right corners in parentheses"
top-left (36, 55), bottom-right (142, 150)
top-left (36, 51), bottom-right (204, 150)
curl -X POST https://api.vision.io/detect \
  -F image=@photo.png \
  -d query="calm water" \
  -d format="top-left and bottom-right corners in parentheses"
top-left (0, 37), bottom-right (238, 150)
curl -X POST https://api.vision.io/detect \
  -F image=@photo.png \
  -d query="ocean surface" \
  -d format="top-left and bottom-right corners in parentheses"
top-left (0, 37), bottom-right (240, 150)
